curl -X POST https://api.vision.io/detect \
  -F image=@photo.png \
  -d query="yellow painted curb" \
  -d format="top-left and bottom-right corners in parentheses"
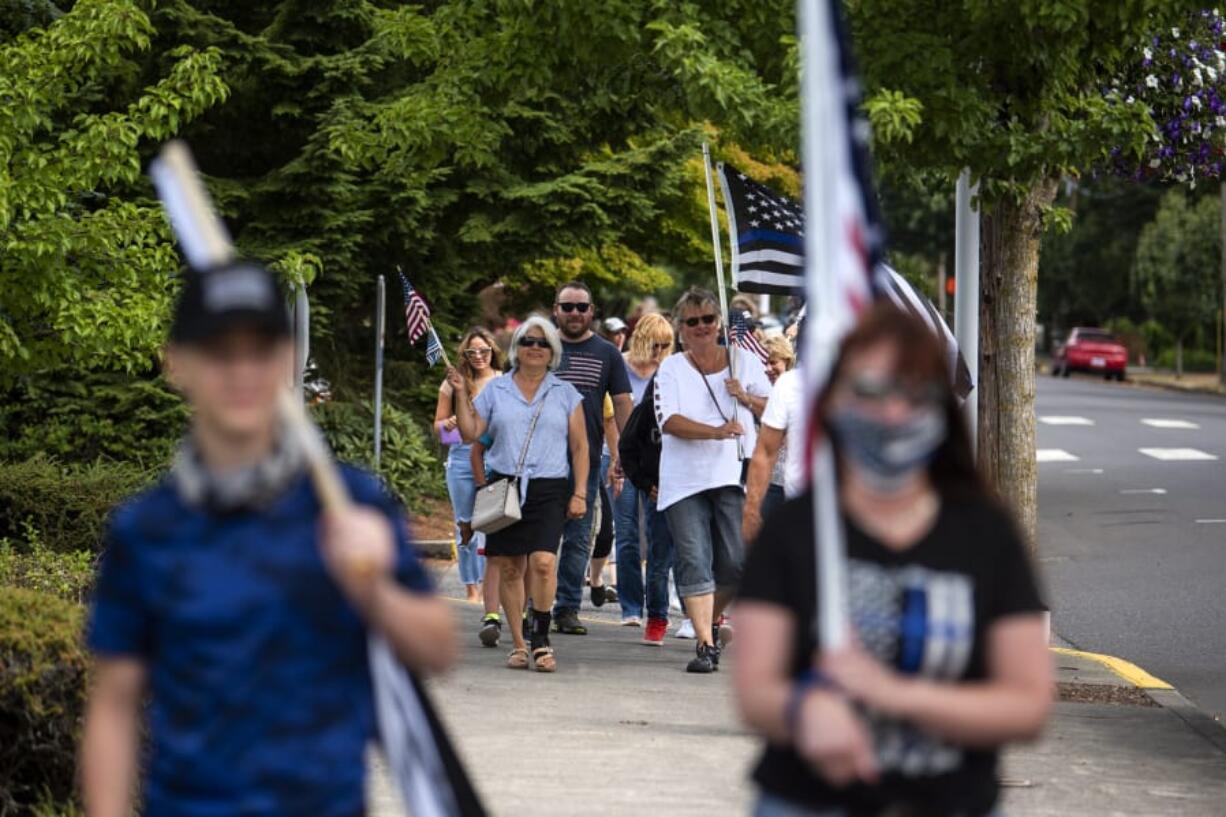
top-left (1051, 646), bottom-right (1173, 690)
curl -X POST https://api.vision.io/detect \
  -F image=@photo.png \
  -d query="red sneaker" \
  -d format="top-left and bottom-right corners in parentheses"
top-left (642, 617), bottom-right (668, 646)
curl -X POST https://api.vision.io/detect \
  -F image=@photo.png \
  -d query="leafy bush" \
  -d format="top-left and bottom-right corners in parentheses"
top-left (1155, 347), bottom-right (1219, 373)
top-left (0, 525), bottom-right (97, 603)
top-left (313, 399), bottom-right (446, 506)
top-left (0, 371), bottom-right (187, 469)
top-left (0, 458), bottom-right (155, 555)
top-left (0, 588), bottom-right (88, 817)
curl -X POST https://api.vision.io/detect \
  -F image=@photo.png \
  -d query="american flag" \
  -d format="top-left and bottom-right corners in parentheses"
top-left (716, 163), bottom-right (970, 398)
top-left (729, 310), bottom-right (770, 368)
top-left (398, 270), bottom-right (431, 345)
top-left (796, 0), bottom-right (886, 651)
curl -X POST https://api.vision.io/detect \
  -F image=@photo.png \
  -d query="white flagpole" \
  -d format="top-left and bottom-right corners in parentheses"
top-left (702, 142), bottom-right (744, 460)
top-left (799, 0), bottom-right (850, 652)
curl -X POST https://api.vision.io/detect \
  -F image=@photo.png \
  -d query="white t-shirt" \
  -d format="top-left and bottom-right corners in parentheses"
top-left (760, 368), bottom-right (806, 497)
top-left (654, 347), bottom-right (773, 511)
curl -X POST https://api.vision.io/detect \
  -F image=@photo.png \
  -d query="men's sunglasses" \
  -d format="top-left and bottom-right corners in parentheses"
top-left (683, 314), bottom-right (719, 328)
top-left (557, 302), bottom-right (592, 314)
top-left (518, 336), bottom-right (551, 349)
top-left (849, 375), bottom-right (944, 406)
top-left (463, 347), bottom-right (491, 358)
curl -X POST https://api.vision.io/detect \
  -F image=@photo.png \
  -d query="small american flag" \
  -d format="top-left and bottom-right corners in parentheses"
top-left (729, 309), bottom-right (770, 368)
top-left (424, 332), bottom-right (444, 367)
top-left (398, 271), bottom-right (431, 345)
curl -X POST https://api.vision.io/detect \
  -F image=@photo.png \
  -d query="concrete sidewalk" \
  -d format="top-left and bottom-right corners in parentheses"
top-left (372, 562), bottom-right (1226, 816)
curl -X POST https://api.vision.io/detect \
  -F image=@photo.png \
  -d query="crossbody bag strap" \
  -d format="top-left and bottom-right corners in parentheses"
top-left (686, 351), bottom-right (731, 424)
top-left (514, 385), bottom-right (550, 477)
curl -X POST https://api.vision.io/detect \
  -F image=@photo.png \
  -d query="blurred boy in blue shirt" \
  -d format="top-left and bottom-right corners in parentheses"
top-left (81, 263), bottom-right (456, 817)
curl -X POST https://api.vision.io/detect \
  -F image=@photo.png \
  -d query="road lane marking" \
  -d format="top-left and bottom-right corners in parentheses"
top-left (1039, 416), bottom-right (1095, 426)
top-left (1195, 519), bottom-right (1226, 524)
top-left (1064, 468), bottom-right (1104, 474)
top-left (1141, 418), bottom-right (1200, 430)
top-left (1138, 448), bottom-right (1218, 461)
top-left (1037, 449), bottom-right (1079, 463)
top-left (1119, 488), bottom-right (1167, 495)
top-left (1050, 647), bottom-right (1173, 690)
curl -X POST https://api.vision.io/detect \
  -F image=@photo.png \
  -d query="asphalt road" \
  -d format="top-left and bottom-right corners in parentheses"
top-left (1036, 373), bottom-right (1226, 717)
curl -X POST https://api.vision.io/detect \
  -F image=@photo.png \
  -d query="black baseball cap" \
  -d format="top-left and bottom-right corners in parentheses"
top-left (168, 261), bottom-right (291, 344)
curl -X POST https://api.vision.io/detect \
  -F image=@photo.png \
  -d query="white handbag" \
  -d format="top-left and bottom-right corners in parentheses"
top-left (471, 392), bottom-right (547, 534)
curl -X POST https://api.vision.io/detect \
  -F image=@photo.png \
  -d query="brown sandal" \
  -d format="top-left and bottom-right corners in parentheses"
top-left (531, 645), bottom-right (557, 673)
top-left (506, 648), bottom-right (529, 669)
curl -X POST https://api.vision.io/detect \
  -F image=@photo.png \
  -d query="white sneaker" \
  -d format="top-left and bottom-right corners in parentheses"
top-left (675, 618), bottom-right (697, 639)
top-left (621, 616), bottom-right (642, 627)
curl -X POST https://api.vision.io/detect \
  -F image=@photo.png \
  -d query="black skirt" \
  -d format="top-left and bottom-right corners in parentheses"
top-left (483, 475), bottom-right (569, 557)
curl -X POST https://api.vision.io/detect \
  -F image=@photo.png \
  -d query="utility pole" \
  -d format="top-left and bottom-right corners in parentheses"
top-left (954, 169), bottom-right (980, 457)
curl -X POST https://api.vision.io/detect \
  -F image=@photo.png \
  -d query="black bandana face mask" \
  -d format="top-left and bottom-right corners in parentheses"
top-left (827, 407), bottom-right (948, 493)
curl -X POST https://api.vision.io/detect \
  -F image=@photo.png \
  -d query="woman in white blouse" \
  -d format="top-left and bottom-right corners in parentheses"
top-left (654, 287), bottom-right (772, 674)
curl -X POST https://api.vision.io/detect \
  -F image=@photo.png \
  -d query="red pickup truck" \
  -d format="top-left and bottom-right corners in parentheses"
top-left (1052, 328), bottom-right (1128, 381)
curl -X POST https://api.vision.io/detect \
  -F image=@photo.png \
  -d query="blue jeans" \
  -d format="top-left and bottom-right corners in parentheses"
top-left (554, 462), bottom-right (600, 612)
top-left (444, 446), bottom-right (485, 587)
top-left (762, 483), bottom-right (786, 523)
top-left (614, 484), bottom-right (675, 620)
top-left (664, 486), bottom-right (745, 598)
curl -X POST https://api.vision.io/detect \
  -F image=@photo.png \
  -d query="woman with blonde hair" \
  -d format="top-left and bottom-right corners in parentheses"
top-left (614, 313), bottom-right (679, 642)
top-left (435, 328), bottom-right (504, 635)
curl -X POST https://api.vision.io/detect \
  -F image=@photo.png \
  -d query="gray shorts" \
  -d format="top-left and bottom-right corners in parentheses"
top-left (664, 485), bottom-right (745, 598)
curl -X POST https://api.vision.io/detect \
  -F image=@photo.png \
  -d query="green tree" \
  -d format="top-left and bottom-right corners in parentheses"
top-left (0, 0), bottom-right (229, 382)
top-left (850, 0), bottom-right (1198, 545)
top-left (1038, 177), bottom-right (1165, 338)
top-left (1135, 189), bottom-right (1222, 376)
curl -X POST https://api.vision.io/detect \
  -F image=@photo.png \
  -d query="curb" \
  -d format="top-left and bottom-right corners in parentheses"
top-left (1121, 376), bottom-right (1226, 400)
top-left (1051, 645), bottom-right (1226, 752)
top-left (415, 539), bottom-right (455, 559)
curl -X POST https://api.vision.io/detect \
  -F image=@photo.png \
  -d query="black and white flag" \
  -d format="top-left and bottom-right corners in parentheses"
top-left (716, 163), bottom-right (972, 398)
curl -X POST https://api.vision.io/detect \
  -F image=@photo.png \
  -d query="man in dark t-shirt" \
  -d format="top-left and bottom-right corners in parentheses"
top-left (551, 281), bottom-right (632, 633)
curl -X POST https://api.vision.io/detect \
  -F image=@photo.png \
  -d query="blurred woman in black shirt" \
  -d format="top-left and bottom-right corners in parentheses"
top-left (734, 303), bottom-right (1050, 817)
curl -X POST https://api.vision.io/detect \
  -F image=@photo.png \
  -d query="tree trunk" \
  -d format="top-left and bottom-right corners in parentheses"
top-left (977, 179), bottom-right (1058, 552)
top-left (1176, 337), bottom-right (1184, 379)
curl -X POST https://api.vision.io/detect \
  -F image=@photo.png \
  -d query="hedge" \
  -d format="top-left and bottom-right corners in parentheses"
top-left (0, 589), bottom-right (88, 816)
top-left (0, 458), bottom-right (155, 555)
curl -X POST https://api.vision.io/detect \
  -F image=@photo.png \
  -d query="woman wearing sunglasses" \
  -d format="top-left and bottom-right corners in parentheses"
top-left (435, 328), bottom-right (504, 613)
top-left (449, 316), bottom-right (588, 672)
top-left (654, 287), bottom-right (772, 673)
top-left (734, 303), bottom-right (1050, 817)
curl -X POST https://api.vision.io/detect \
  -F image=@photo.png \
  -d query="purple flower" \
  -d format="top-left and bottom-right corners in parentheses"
top-left (1143, 57), bottom-right (1153, 68)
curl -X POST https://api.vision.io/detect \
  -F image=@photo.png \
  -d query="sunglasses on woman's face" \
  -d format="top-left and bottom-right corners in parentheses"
top-left (683, 314), bottom-right (718, 328)
top-left (518, 336), bottom-right (551, 349)
top-left (557, 302), bottom-right (591, 314)
top-left (651, 342), bottom-right (670, 352)
top-left (849, 375), bottom-right (944, 406)
top-left (464, 347), bottom-right (491, 358)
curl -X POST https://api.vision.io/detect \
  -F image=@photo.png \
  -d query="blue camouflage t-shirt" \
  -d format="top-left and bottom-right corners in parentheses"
top-left (87, 466), bottom-right (432, 817)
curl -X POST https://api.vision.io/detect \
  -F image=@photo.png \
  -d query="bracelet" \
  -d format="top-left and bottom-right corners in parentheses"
top-left (784, 669), bottom-right (836, 742)
top-left (573, 493), bottom-right (587, 501)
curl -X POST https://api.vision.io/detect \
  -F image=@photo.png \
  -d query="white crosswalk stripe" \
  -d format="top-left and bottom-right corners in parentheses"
top-left (1141, 418), bottom-right (1200, 430)
top-left (1037, 449), bottom-right (1079, 463)
top-left (1039, 416), bottom-right (1095, 426)
top-left (1138, 448), bottom-right (1218, 461)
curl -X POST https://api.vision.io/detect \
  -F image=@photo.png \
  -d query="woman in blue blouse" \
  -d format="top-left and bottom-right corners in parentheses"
top-left (450, 315), bottom-right (589, 673)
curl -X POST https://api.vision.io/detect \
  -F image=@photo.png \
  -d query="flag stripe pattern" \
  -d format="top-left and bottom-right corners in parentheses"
top-left (729, 309), bottom-right (770, 368)
top-left (717, 162), bottom-right (971, 398)
top-left (398, 271), bottom-right (431, 345)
